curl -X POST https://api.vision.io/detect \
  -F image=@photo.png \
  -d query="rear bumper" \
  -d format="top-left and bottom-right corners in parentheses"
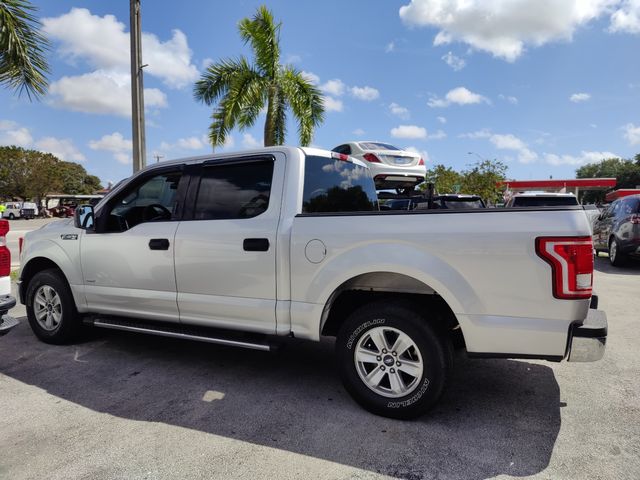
top-left (566, 307), bottom-right (607, 362)
top-left (0, 295), bottom-right (18, 336)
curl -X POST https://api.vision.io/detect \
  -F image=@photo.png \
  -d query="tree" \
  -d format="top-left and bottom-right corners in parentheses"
top-left (422, 164), bottom-right (463, 193)
top-left (0, 146), bottom-right (103, 202)
top-left (0, 0), bottom-right (50, 99)
top-left (460, 159), bottom-right (508, 204)
top-left (194, 5), bottom-right (324, 147)
top-left (576, 156), bottom-right (640, 203)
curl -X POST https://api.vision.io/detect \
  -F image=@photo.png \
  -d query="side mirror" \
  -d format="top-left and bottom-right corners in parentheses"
top-left (74, 205), bottom-right (95, 230)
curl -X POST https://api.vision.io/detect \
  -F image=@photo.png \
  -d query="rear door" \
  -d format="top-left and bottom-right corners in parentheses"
top-left (174, 153), bottom-right (285, 334)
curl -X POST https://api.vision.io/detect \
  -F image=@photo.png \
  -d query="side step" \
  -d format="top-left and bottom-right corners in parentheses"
top-left (88, 316), bottom-right (276, 352)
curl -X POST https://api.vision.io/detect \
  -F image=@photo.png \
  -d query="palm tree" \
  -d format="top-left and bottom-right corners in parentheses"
top-left (194, 6), bottom-right (324, 147)
top-left (0, 0), bottom-right (50, 99)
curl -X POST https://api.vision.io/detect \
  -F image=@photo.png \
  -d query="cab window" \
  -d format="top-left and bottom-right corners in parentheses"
top-left (106, 171), bottom-right (182, 232)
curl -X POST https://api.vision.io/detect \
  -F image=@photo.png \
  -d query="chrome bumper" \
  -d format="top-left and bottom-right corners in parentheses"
top-left (567, 308), bottom-right (607, 362)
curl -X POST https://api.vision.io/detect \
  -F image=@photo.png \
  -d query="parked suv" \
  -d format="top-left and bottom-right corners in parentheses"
top-left (593, 194), bottom-right (640, 266)
top-left (2, 201), bottom-right (37, 219)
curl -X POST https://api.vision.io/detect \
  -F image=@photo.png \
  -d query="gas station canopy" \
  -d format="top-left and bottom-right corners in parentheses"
top-left (498, 178), bottom-right (616, 196)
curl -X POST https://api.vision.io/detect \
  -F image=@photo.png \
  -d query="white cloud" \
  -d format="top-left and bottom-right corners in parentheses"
top-left (351, 86), bottom-right (380, 101)
top-left (43, 8), bottom-right (198, 88)
top-left (89, 132), bottom-right (132, 153)
top-left (391, 125), bottom-right (428, 139)
top-left (352, 128), bottom-right (366, 136)
top-left (323, 96), bottom-right (343, 112)
top-left (200, 57), bottom-right (214, 70)
top-left (399, 0), bottom-right (638, 62)
top-left (242, 133), bottom-right (262, 149)
top-left (623, 123), bottom-right (640, 145)
top-left (36, 137), bottom-right (86, 162)
top-left (544, 150), bottom-right (619, 166)
top-left (428, 86), bottom-right (489, 107)
top-left (429, 129), bottom-right (447, 140)
top-left (462, 129), bottom-right (537, 163)
top-left (88, 132), bottom-right (132, 164)
top-left (301, 71), bottom-right (320, 85)
top-left (499, 94), bottom-right (519, 105)
top-left (49, 70), bottom-right (167, 117)
top-left (437, 116), bottom-right (447, 124)
top-left (405, 146), bottom-right (430, 162)
top-left (320, 79), bottom-right (346, 97)
top-left (569, 92), bottom-right (591, 102)
top-left (610, 0), bottom-right (640, 33)
top-left (442, 51), bottom-right (466, 70)
top-left (489, 133), bottom-right (538, 164)
top-left (459, 128), bottom-right (492, 139)
top-left (285, 53), bottom-right (302, 63)
top-left (0, 123), bottom-right (33, 147)
top-left (177, 136), bottom-right (205, 150)
top-left (386, 41), bottom-right (396, 53)
top-left (389, 102), bottom-right (410, 119)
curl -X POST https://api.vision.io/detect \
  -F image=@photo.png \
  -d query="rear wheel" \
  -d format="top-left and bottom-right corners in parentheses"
top-left (336, 301), bottom-right (452, 419)
top-left (609, 238), bottom-right (628, 267)
top-left (26, 269), bottom-right (82, 344)
top-left (8, 213), bottom-right (14, 220)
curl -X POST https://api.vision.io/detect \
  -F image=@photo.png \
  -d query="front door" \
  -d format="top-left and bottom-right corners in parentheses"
top-left (174, 155), bottom-right (283, 334)
top-left (80, 169), bottom-right (186, 322)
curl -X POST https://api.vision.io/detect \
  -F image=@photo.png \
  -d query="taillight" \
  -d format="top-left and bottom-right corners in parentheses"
top-left (0, 219), bottom-right (9, 277)
top-left (418, 158), bottom-right (425, 166)
top-left (631, 214), bottom-right (640, 224)
top-left (331, 152), bottom-right (349, 162)
top-left (363, 153), bottom-right (381, 163)
top-left (536, 236), bottom-right (593, 299)
top-left (19, 237), bottom-right (24, 256)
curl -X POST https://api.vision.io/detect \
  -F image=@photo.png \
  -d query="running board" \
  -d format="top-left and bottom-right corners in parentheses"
top-left (90, 317), bottom-right (274, 352)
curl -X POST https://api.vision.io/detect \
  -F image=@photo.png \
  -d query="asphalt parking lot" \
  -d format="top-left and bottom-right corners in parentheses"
top-left (1, 257), bottom-right (639, 480)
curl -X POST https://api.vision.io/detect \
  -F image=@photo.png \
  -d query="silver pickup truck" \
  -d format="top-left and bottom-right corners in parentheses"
top-left (18, 147), bottom-right (607, 419)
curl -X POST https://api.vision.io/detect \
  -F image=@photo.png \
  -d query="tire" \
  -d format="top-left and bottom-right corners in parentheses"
top-left (8, 213), bottom-right (14, 220)
top-left (26, 269), bottom-right (82, 344)
top-left (609, 237), bottom-right (628, 267)
top-left (336, 301), bottom-right (452, 419)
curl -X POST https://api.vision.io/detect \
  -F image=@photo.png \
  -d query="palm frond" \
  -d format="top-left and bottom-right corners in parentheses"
top-left (238, 5), bottom-right (280, 79)
top-left (193, 56), bottom-right (253, 105)
top-left (280, 66), bottom-right (325, 146)
top-left (207, 67), bottom-right (264, 147)
top-left (0, 0), bottom-right (50, 100)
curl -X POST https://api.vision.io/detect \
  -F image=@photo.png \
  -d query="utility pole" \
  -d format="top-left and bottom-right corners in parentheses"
top-left (153, 154), bottom-right (164, 163)
top-left (130, 0), bottom-right (146, 173)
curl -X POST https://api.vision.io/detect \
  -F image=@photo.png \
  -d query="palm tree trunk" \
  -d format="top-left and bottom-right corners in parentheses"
top-left (264, 86), bottom-right (276, 146)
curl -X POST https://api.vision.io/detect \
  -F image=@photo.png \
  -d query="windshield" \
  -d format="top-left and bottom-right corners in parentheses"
top-left (302, 155), bottom-right (379, 213)
top-left (440, 200), bottom-right (484, 209)
top-left (358, 142), bottom-right (401, 151)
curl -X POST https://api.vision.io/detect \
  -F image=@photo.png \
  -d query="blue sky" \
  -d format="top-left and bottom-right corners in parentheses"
top-left (1, 0), bottom-right (639, 186)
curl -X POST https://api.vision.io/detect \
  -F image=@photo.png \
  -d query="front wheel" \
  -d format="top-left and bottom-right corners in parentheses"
top-left (336, 301), bottom-right (452, 419)
top-left (26, 269), bottom-right (82, 344)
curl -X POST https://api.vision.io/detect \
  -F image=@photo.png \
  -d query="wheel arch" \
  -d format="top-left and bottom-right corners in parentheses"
top-left (320, 272), bottom-right (463, 345)
top-left (20, 257), bottom-right (77, 308)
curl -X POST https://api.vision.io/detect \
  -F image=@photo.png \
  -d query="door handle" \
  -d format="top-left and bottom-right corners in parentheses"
top-left (243, 238), bottom-right (269, 252)
top-left (149, 238), bottom-right (170, 250)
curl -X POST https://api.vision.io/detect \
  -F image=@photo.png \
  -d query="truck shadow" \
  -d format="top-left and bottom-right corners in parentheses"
top-left (1, 322), bottom-right (561, 480)
top-left (594, 255), bottom-right (640, 275)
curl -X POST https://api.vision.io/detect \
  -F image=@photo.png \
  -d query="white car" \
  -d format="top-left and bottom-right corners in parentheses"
top-left (504, 192), bottom-right (579, 207)
top-left (332, 141), bottom-right (426, 190)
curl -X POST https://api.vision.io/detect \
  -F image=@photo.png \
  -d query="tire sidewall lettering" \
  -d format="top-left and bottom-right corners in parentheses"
top-left (387, 378), bottom-right (430, 409)
top-left (346, 318), bottom-right (386, 350)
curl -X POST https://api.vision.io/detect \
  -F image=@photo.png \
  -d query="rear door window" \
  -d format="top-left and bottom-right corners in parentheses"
top-left (194, 160), bottom-right (274, 220)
